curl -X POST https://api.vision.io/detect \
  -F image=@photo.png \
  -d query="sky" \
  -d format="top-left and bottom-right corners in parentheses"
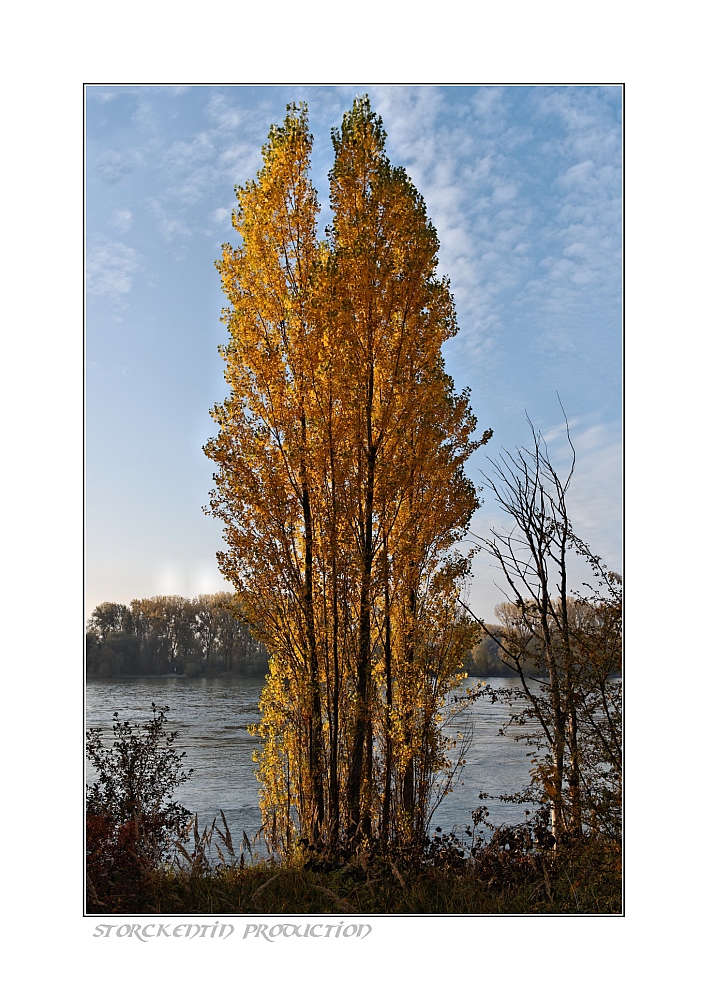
top-left (86, 84), bottom-right (622, 622)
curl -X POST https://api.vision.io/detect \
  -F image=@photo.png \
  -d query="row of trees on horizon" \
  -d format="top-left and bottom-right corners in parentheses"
top-left (85, 591), bottom-right (518, 680)
top-left (85, 592), bottom-right (269, 677)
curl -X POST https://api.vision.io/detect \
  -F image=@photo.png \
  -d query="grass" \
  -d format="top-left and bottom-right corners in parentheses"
top-left (87, 828), bottom-right (622, 915)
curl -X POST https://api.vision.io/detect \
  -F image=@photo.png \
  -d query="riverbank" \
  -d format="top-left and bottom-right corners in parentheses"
top-left (87, 837), bottom-right (621, 916)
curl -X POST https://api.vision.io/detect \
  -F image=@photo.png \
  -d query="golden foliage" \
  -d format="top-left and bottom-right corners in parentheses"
top-left (206, 98), bottom-right (491, 849)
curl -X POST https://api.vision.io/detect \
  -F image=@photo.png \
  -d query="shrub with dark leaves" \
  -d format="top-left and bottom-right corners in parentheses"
top-left (86, 704), bottom-right (192, 909)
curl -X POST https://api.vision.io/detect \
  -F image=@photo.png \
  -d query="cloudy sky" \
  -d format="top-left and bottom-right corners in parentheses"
top-left (86, 84), bottom-right (622, 621)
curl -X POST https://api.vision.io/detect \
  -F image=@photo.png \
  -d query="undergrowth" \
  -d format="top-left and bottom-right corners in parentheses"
top-left (87, 811), bottom-right (621, 915)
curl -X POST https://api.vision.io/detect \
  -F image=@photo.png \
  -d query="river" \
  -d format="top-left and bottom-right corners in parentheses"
top-left (85, 674), bottom-right (535, 853)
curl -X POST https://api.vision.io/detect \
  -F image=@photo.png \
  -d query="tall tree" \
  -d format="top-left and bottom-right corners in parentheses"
top-left (206, 98), bottom-right (490, 850)
top-left (207, 104), bottom-right (326, 842)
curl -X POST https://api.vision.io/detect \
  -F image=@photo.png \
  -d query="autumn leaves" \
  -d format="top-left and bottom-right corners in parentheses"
top-left (205, 98), bottom-right (491, 850)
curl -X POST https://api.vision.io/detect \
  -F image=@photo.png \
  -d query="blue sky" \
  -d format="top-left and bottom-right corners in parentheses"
top-left (86, 84), bottom-right (622, 621)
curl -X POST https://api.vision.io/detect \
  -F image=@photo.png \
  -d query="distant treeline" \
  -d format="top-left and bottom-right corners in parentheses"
top-left (464, 628), bottom-right (518, 678)
top-left (86, 593), bottom-right (269, 678)
top-left (464, 605), bottom-right (621, 681)
top-left (86, 592), bottom-right (522, 680)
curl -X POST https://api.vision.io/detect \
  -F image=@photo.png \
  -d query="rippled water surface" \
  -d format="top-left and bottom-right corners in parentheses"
top-left (86, 674), bottom-right (534, 841)
top-left (86, 675), bottom-right (264, 841)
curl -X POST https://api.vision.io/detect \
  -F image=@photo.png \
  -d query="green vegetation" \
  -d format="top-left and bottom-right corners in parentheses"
top-left (86, 592), bottom-right (268, 678)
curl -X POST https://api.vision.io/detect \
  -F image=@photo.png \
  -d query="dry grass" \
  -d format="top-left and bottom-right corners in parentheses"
top-left (87, 822), bottom-right (621, 915)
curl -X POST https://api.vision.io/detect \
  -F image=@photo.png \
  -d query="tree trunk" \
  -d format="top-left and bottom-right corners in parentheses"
top-left (328, 444), bottom-right (341, 845)
top-left (381, 541), bottom-right (393, 844)
top-left (300, 415), bottom-right (325, 844)
top-left (347, 365), bottom-right (377, 841)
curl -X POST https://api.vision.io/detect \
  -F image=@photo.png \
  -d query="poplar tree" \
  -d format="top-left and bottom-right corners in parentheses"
top-left (206, 98), bottom-right (491, 851)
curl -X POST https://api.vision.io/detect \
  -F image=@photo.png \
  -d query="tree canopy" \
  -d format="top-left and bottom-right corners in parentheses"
top-left (205, 98), bottom-right (491, 850)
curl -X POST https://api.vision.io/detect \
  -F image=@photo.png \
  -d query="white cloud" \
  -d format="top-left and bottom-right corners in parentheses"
top-left (164, 131), bottom-right (215, 172)
top-left (96, 147), bottom-right (143, 184)
top-left (86, 360), bottom-right (128, 378)
top-left (110, 208), bottom-right (132, 232)
top-left (132, 96), bottom-right (159, 134)
top-left (86, 236), bottom-right (142, 299)
top-left (561, 424), bottom-right (622, 571)
top-left (205, 92), bottom-right (242, 132)
top-left (135, 96), bottom-right (267, 247)
top-left (211, 207), bottom-right (230, 225)
top-left (524, 414), bottom-right (622, 567)
top-left (147, 198), bottom-right (192, 246)
top-left (361, 87), bottom-right (620, 377)
top-left (360, 87), bottom-right (539, 365)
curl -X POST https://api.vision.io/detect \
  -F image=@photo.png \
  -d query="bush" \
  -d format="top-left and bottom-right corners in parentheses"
top-left (86, 704), bottom-right (193, 910)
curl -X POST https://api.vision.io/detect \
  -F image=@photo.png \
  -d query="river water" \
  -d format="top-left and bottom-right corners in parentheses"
top-left (86, 675), bottom-right (535, 852)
